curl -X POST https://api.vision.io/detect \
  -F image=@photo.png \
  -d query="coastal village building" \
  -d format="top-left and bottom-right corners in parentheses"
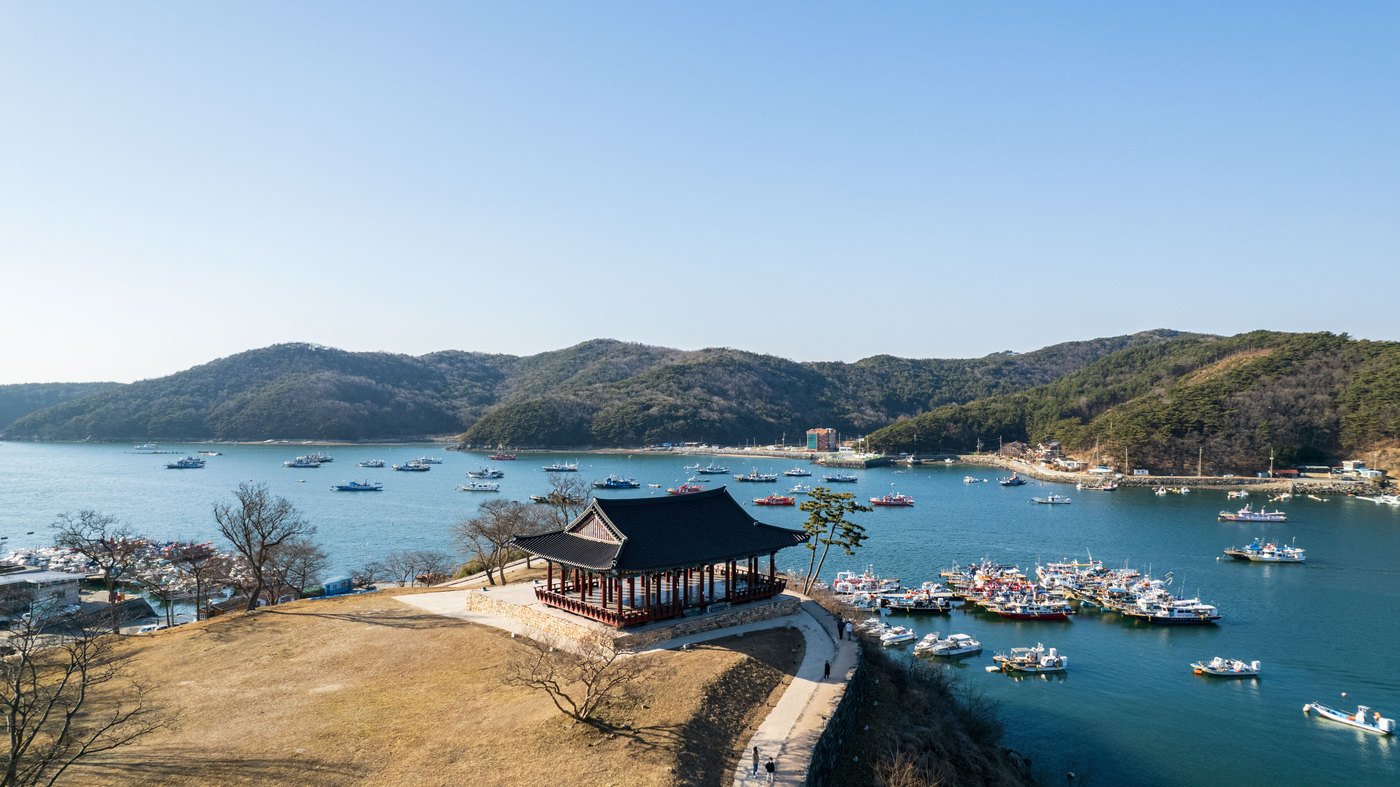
top-left (806, 427), bottom-right (838, 452)
top-left (512, 487), bottom-right (809, 628)
top-left (0, 565), bottom-right (85, 619)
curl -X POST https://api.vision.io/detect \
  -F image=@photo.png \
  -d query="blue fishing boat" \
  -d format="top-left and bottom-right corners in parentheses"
top-left (333, 480), bottom-right (383, 492)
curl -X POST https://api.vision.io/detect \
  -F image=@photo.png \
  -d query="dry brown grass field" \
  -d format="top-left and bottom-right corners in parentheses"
top-left (66, 588), bottom-right (803, 787)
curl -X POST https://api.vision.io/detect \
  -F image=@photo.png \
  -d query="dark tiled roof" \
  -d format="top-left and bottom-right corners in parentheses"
top-left (513, 486), bottom-right (808, 573)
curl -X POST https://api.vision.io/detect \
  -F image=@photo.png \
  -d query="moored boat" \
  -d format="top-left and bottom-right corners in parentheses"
top-left (990, 643), bottom-right (1067, 674)
top-left (489, 452), bottom-right (517, 461)
top-left (165, 456), bottom-right (206, 469)
top-left (870, 492), bottom-right (915, 507)
top-left (392, 462), bottom-right (431, 472)
top-left (333, 480), bottom-right (383, 492)
top-left (467, 467), bottom-right (505, 479)
top-left (357, 459), bottom-right (386, 468)
top-left (879, 626), bottom-right (917, 646)
top-left (999, 474), bottom-right (1026, 487)
top-left (666, 483), bottom-right (705, 495)
top-left (592, 475), bottom-right (641, 489)
top-left (1191, 657), bottom-right (1260, 677)
top-left (783, 467), bottom-right (812, 477)
top-left (1302, 702), bottom-right (1395, 735)
top-left (1218, 504), bottom-right (1286, 522)
top-left (822, 473), bottom-right (859, 483)
top-left (963, 476), bottom-right (987, 484)
top-left (916, 632), bottom-right (982, 657)
top-left (459, 482), bottom-right (501, 492)
top-left (733, 470), bottom-right (779, 482)
top-left (284, 456), bottom-right (321, 468)
top-left (1222, 538), bottom-right (1305, 563)
top-left (1032, 494), bottom-right (1072, 505)
top-left (752, 494), bottom-right (796, 506)
top-left (788, 483), bottom-right (813, 495)
top-left (693, 463), bottom-right (730, 475)
top-left (542, 462), bottom-right (579, 472)
top-left (412, 456), bottom-right (443, 465)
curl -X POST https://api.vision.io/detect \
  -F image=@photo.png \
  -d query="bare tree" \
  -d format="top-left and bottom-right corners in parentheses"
top-left (383, 551), bottom-right (418, 587)
top-left (352, 559), bottom-right (385, 588)
top-left (0, 604), bottom-right (171, 786)
top-left (537, 475), bottom-right (591, 529)
top-left (213, 482), bottom-right (315, 611)
top-left (411, 550), bottom-right (452, 586)
top-left (51, 511), bottom-right (147, 633)
top-left (166, 542), bottom-right (233, 621)
top-left (502, 631), bottom-right (652, 728)
top-left (454, 499), bottom-right (534, 585)
top-left (264, 537), bottom-right (329, 602)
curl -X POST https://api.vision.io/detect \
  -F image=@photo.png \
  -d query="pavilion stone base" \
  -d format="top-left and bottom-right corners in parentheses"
top-left (465, 584), bottom-right (801, 650)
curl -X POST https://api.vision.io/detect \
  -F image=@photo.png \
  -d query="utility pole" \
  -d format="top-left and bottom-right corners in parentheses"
top-left (1269, 448), bottom-right (1275, 479)
top-left (1197, 446), bottom-right (1204, 478)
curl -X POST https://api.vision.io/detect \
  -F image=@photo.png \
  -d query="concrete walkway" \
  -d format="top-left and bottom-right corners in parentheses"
top-left (394, 588), bottom-right (860, 785)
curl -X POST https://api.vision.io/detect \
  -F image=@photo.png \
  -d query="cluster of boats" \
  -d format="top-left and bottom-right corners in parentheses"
top-left (1033, 558), bottom-right (1222, 624)
top-left (942, 562), bottom-right (1074, 621)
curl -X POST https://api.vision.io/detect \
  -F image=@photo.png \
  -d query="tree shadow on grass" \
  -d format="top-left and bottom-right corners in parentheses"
top-left (68, 747), bottom-right (360, 785)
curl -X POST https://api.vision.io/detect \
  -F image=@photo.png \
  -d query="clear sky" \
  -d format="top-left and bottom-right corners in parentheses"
top-left (2, 2), bottom-right (1397, 384)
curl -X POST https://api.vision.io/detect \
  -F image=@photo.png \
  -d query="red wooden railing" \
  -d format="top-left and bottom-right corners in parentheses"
top-left (535, 570), bottom-right (787, 628)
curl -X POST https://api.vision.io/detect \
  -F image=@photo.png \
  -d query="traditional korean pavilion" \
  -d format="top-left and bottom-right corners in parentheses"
top-left (512, 486), bottom-right (809, 628)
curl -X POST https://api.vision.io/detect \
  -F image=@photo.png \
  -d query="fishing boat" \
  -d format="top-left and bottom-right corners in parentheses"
top-left (592, 476), bottom-right (641, 489)
top-left (783, 467), bottom-right (813, 477)
top-left (788, 483), bottom-right (813, 495)
top-left (1076, 479), bottom-right (1118, 491)
top-left (963, 476), bottom-right (987, 484)
top-left (306, 452), bottom-right (334, 463)
top-left (993, 599), bottom-right (1072, 621)
top-left (489, 452), bottom-right (517, 461)
top-left (870, 493), bottom-right (915, 507)
top-left (733, 470), bottom-right (779, 482)
top-left (357, 459), bottom-right (386, 468)
top-left (666, 483), bottom-right (705, 495)
top-left (198, 450), bottom-right (221, 456)
top-left (1123, 595), bottom-right (1220, 625)
top-left (412, 456), bottom-right (443, 465)
top-left (916, 632), bottom-right (982, 657)
top-left (165, 456), bottom-right (205, 469)
top-left (1218, 504), bottom-right (1286, 522)
top-left (1154, 487), bottom-right (1169, 496)
top-left (284, 457), bottom-right (321, 468)
top-left (1190, 657), bottom-right (1260, 677)
top-left (542, 462), bottom-right (579, 472)
top-left (530, 492), bottom-right (585, 505)
top-left (467, 467), bottom-right (505, 479)
top-left (1302, 701), bottom-right (1395, 735)
top-left (392, 462), bottom-right (431, 472)
top-left (693, 463), bottom-right (730, 475)
top-left (1032, 494), bottom-right (1072, 505)
top-left (134, 443), bottom-right (158, 451)
top-left (999, 474), bottom-right (1027, 487)
top-left (1227, 490), bottom-right (1250, 500)
top-left (459, 482), bottom-right (501, 492)
top-left (832, 569), bottom-right (901, 595)
top-left (333, 480), bottom-right (383, 492)
top-left (1222, 538), bottom-right (1305, 563)
top-left (879, 626), bottom-right (917, 646)
top-left (990, 643), bottom-right (1068, 674)
top-left (752, 494), bottom-right (796, 506)
top-left (822, 473), bottom-right (859, 483)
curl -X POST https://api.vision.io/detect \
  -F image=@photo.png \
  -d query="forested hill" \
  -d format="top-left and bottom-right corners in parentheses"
top-left (0, 332), bottom-right (1185, 443)
top-left (0, 382), bottom-right (123, 431)
top-left (866, 331), bottom-right (1400, 474)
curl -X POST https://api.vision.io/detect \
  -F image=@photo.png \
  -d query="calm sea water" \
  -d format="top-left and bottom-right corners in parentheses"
top-left (1, 442), bottom-right (1397, 785)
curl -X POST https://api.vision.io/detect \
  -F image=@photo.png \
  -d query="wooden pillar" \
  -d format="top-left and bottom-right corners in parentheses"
top-left (579, 571), bottom-right (587, 603)
top-left (546, 561), bottom-right (553, 591)
top-left (708, 564), bottom-right (715, 603)
top-left (629, 576), bottom-right (636, 608)
top-left (615, 578), bottom-right (623, 618)
top-left (769, 553), bottom-right (775, 581)
top-left (683, 568), bottom-right (690, 605)
top-left (643, 574), bottom-right (650, 608)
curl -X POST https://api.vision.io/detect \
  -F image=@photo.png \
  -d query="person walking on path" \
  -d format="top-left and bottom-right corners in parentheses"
top-left (823, 659), bottom-right (831, 680)
top-left (752, 746), bottom-right (760, 777)
top-left (837, 618), bottom-right (844, 640)
top-left (765, 758), bottom-right (776, 784)
top-left (844, 620), bottom-right (853, 640)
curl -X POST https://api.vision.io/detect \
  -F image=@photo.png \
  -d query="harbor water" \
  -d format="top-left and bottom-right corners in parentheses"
top-left (1, 442), bottom-right (1397, 785)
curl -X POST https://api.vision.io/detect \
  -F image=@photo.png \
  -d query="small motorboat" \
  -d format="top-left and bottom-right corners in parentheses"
top-left (916, 632), bottom-right (982, 657)
top-left (459, 482), bottom-right (500, 492)
top-left (467, 467), bottom-right (505, 479)
top-left (999, 474), bottom-right (1026, 487)
top-left (783, 467), bottom-right (813, 477)
top-left (879, 626), bottom-right (917, 646)
top-left (752, 494), bottom-right (796, 506)
top-left (1222, 538), bottom-right (1305, 563)
top-left (788, 483), bottom-right (813, 495)
top-left (333, 480), bottom-right (383, 492)
top-left (1302, 702), bottom-right (1395, 735)
top-left (413, 456), bottom-right (443, 465)
top-left (1031, 494), bottom-right (1072, 505)
top-left (1154, 487), bottom-right (1169, 496)
top-left (357, 459), bottom-right (386, 468)
top-left (1191, 657), bottom-right (1260, 677)
top-left (165, 456), bottom-right (205, 470)
top-left (963, 476), bottom-right (986, 484)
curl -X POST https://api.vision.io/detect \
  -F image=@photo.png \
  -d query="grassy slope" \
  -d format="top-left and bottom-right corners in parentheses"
top-left (70, 589), bottom-right (802, 787)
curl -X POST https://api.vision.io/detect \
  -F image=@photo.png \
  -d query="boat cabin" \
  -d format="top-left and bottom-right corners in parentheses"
top-left (512, 486), bottom-right (808, 628)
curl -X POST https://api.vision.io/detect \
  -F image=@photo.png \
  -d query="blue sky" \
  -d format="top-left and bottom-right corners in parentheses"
top-left (2, 2), bottom-right (1397, 383)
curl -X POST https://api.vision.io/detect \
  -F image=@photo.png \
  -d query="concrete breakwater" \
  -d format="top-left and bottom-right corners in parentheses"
top-left (954, 454), bottom-right (1383, 495)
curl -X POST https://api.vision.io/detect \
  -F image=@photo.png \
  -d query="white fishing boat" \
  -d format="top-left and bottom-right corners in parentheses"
top-left (1302, 701), bottom-right (1395, 735)
top-left (1227, 490), bottom-right (1249, 500)
top-left (879, 626), bottom-right (917, 646)
top-left (783, 467), bottom-right (812, 477)
top-left (788, 483), bottom-right (813, 495)
top-left (459, 482), bottom-right (500, 492)
top-left (466, 467), bottom-right (505, 479)
top-left (357, 459), bottom-right (386, 468)
top-left (1222, 538), bottom-right (1305, 563)
top-left (1154, 487), bottom-right (1169, 496)
top-left (1031, 494), bottom-right (1072, 505)
top-left (1191, 657), bottom-right (1260, 677)
top-left (989, 643), bottom-right (1068, 674)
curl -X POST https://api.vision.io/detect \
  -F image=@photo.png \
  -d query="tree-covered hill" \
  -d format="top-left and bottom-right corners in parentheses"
top-left (1, 331), bottom-right (1193, 444)
top-left (866, 331), bottom-right (1400, 474)
top-left (0, 382), bottom-right (123, 431)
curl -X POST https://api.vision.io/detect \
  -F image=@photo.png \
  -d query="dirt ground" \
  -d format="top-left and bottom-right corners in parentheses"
top-left (66, 588), bottom-right (803, 787)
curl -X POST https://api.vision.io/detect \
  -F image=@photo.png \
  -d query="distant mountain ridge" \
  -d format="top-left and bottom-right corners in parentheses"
top-left (0, 331), bottom-right (1188, 443)
top-left (866, 331), bottom-right (1400, 474)
top-left (0, 382), bottom-right (123, 431)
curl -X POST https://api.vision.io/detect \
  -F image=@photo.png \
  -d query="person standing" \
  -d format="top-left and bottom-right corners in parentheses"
top-left (844, 620), bottom-right (853, 640)
top-left (765, 757), bottom-right (776, 784)
top-left (823, 659), bottom-right (831, 679)
top-left (752, 746), bottom-right (759, 777)
top-left (837, 618), bottom-right (844, 640)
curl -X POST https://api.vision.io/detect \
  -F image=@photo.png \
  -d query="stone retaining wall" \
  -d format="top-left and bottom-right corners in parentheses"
top-left (805, 641), bottom-right (867, 787)
top-left (464, 588), bottom-right (801, 649)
